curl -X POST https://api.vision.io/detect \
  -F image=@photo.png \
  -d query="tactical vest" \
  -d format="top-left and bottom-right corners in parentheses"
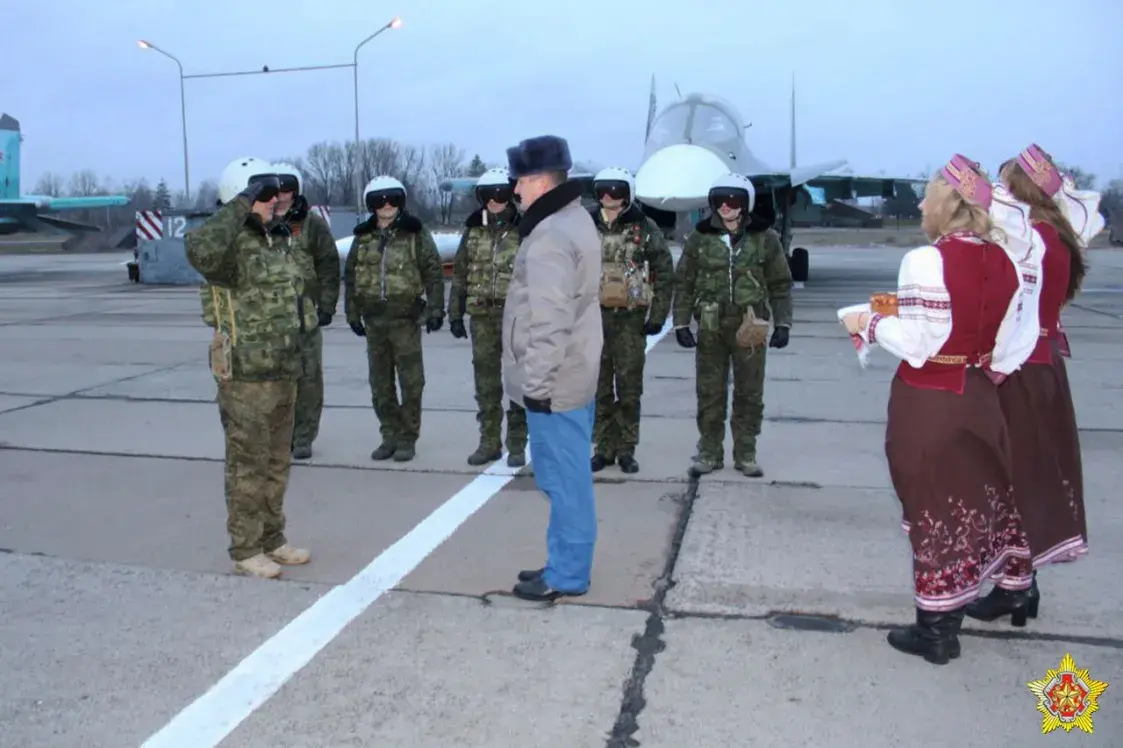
top-left (464, 218), bottom-right (520, 308)
top-left (598, 217), bottom-right (653, 310)
top-left (350, 227), bottom-right (424, 307)
top-left (286, 217), bottom-right (321, 304)
top-left (692, 230), bottom-right (766, 312)
top-left (199, 229), bottom-right (314, 381)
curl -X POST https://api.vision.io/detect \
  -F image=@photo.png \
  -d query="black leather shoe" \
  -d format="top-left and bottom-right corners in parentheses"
top-left (887, 607), bottom-right (965, 665)
top-left (591, 454), bottom-right (612, 472)
top-left (965, 578), bottom-right (1039, 626)
top-left (617, 454), bottom-right (639, 473)
top-left (518, 567), bottom-right (543, 582)
top-left (512, 576), bottom-right (586, 602)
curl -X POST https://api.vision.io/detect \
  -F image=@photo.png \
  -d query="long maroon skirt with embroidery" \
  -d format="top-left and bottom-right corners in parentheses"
top-left (996, 338), bottom-right (1087, 573)
top-left (885, 368), bottom-right (1031, 612)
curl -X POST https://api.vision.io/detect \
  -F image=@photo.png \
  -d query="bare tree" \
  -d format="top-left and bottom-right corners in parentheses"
top-left (428, 143), bottom-right (466, 223)
top-left (67, 169), bottom-right (101, 197)
top-left (33, 172), bottom-right (64, 196)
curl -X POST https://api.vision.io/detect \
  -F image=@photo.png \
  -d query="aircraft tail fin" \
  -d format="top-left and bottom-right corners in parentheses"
top-left (645, 74), bottom-right (657, 142)
top-left (0, 113), bottom-right (20, 201)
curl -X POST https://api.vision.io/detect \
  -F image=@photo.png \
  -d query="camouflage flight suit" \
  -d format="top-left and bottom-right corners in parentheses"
top-left (343, 211), bottom-right (445, 462)
top-left (590, 204), bottom-right (674, 472)
top-left (186, 198), bottom-right (317, 567)
top-left (673, 214), bottom-right (793, 475)
top-left (283, 197), bottom-right (341, 458)
top-left (449, 204), bottom-right (528, 467)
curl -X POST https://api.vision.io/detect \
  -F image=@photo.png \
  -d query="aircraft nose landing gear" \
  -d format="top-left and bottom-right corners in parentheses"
top-left (788, 247), bottom-right (808, 283)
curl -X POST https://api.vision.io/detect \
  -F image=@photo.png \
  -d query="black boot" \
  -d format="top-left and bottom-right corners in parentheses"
top-left (886, 607), bottom-right (964, 665)
top-left (965, 578), bottom-right (1039, 627)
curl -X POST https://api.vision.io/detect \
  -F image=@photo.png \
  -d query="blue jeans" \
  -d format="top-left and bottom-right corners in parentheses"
top-left (527, 400), bottom-right (597, 592)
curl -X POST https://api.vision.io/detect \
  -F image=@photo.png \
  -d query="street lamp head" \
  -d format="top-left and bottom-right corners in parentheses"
top-left (389, 17), bottom-right (402, 29)
top-left (137, 40), bottom-right (151, 49)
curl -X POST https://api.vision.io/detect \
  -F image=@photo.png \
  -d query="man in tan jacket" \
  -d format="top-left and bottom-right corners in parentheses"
top-left (501, 134), bottom-right (603, 602)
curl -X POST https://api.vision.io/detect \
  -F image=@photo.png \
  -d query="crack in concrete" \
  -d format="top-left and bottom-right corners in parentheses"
top-left (604, 477), bottom-right (701, 747)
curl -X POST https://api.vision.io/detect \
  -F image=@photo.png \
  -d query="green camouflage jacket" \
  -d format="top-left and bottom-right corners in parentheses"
top-left (449, 205), bottom-right (520, 320)
top-left (185, 198), bottom-right (317, 381)
top-left (672, 213), bottom-right (793, 329)
top-left (591, 203), bottom-right (675, 326)
top-left (343, 211), bottom-right (446, 325)
top-left (283, 196), bottom-right (340, 317)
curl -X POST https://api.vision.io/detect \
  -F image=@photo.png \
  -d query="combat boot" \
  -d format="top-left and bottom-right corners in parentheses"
top-left (507, 450), bottom-right (527, 468)
top-left (234, 553), bottom-right (282, 579)
top-left (886, 607), bottom-right (965, 665)
top-left (734, 439), bottom-right (763, 477)
top-left (617, 454), bottom-right (639, 474)
top-left (689, 455), bottom-right (722, 477)
top-left (467, 442), bottom-right (502, 466)
top-left (370, 441), bottom-right (397, 461)
top-left (292, 444), bottom-right (313, 460)
top-left (393, 443), bottom-right (416, 462)
top-left (591, 454), bottom-right (613, 472)
top-left (267, 544), bottom-right (311, 566)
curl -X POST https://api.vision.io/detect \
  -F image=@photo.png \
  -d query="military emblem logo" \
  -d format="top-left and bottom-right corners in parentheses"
top-left (1027, 653), bottom-right (1109, 734)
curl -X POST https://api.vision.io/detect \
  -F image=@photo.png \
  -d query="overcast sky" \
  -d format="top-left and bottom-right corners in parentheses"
top-left (6, 0), bottom-right (1121, 195)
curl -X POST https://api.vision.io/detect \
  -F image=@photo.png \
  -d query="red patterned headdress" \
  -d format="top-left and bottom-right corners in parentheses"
top-left (1015, 143), bottom-right (1063, 198)
top-left (941, 154), bottom-right (992, 210)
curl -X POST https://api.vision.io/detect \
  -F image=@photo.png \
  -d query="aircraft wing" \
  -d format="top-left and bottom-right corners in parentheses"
top-left (0, 194), bottom-right (131, 211)
top-left (805, 172), bottom-right (928, 201)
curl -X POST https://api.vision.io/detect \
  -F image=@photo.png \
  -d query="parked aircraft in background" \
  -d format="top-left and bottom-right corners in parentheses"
top-left (0, 113), bottom-right (130, 235)
top-left (633, 88), bottom-right (926, 281)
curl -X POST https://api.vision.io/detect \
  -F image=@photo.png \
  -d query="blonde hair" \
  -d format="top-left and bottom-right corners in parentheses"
top-left (921, 173), bottom-right (1000, 243)
top-left (999, 158), bottom-right (1087, 300)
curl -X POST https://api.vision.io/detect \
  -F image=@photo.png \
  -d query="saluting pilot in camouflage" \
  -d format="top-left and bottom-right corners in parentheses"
top-left (344, 211), bottom-right (445, 459)
top-left (591, 204), bottom-right (674, 466)
top-left (449, 204), bottom-right (528, 463)
top-left (187, 197), bottom-right (315, 561)
top-left (285, 200), bottom-right (341, 453)
top-left (673, 213), bottom-right (793, 471)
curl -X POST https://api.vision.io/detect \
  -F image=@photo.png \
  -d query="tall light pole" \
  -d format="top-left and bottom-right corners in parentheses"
top-left (353, 16), bottom-right (402, 218)
top-left (136, 40), bottom-right (190, 203)
top-left (138, 17), bottom-right (401, 217)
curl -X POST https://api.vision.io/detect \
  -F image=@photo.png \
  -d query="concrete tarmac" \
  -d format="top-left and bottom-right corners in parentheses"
top-left (1, 246), bottom-right (1121, 747)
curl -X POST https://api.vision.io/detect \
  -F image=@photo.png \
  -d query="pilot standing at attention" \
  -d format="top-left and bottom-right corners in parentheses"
top-left (672, 172), bottom-right (793, 477)
top-left (588, 166), bottom-right (674, 474)
top-left (272, 162), bottom-right (340, 461)
top-left (185, 156), bottom-right (314, 579)
top-left (343, 175), bottom-right (445, 463)
top-left (448, 167), bottom-right (529, 468)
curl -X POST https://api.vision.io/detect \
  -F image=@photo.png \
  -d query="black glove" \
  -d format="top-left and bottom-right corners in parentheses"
top-left (523, 395), bottom-right (551, 414)
top-left (317, 310), bottom-right (333, 327)
top-left (426, 315), bottom-right (444, 333)
top-left (236, 181), bottom-right (266, 205)
top-left (349, 320), bottom-right (366, 337)
top-left (449, 319), bottom-right (467, 339)
top-left (675, 327), bottom-right (697, 348)
top-left (643, 320), bottom-right (663, 336)
top-left (769, 326), bottom-right (790, 349)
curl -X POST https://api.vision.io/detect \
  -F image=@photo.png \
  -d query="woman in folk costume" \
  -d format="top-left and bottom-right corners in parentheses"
top-left (965, 145), bottom-right (1104, 627)
top-left (839, 155), bottom-right (1036, 665)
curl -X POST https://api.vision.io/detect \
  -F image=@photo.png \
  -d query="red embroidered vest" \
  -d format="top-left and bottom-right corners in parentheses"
top-left (896, 234), bottom-right (1019, 393)
top-left (1027, 221), bottom-right (1071, 364)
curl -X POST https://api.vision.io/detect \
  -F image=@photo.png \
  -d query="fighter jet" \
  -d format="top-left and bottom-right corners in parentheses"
top-left (0, 113), bottom-right (130, 235)
top-left (633, 91), bottom-right (926, 281)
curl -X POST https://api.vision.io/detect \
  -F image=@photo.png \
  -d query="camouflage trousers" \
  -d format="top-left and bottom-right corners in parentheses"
top-left (364, 317), bottom-right (424, 446)
top-left (292, 326), bottom-right (323, 449)
top-left (696, 315), bottom-right (767, 464)
top-left (216, 379), bottom-right (296, 561)
top-left (469, 311), bottom-right (527, 452)
top-left (594, 309), bottom-right (647, 459)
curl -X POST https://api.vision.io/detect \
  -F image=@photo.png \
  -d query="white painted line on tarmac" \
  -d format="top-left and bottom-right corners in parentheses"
top-left (140, 319), bottom-right (676, 748)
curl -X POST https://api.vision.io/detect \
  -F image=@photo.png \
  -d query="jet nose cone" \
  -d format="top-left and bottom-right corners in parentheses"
top-left (635, 144), bottom-right (730, 212)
